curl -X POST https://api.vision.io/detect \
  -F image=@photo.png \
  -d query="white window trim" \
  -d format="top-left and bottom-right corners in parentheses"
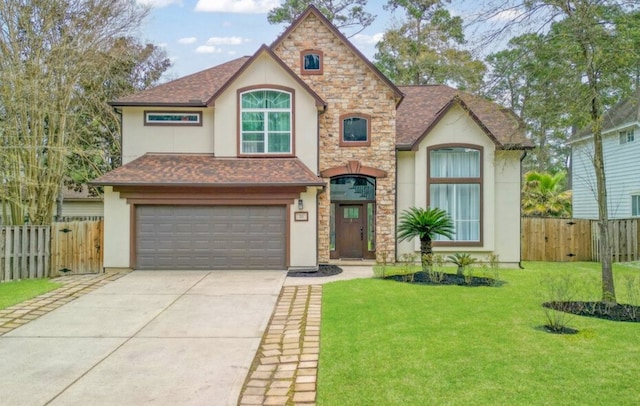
top-left (239, 89), bottom-right (293, 155)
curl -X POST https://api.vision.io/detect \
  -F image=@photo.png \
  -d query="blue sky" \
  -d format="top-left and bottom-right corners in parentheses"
top-left (136, 0), bottom-right (514, 80)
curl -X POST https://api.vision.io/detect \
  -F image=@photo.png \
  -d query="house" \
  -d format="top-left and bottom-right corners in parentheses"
top-left (59, 185), bottom-right (104, 219)
top-left (571, 92), bottom-right (640, 219)
top-left (92, 6), bottom-right (532, 271)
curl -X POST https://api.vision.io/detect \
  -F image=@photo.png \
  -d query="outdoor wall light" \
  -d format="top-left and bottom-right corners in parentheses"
top-left (298, 199), bottom-right (304, 210)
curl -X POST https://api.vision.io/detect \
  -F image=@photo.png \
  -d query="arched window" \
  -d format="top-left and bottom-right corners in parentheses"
top-left (240, 89), bottom-right (292, 154)
top-left (301, 50), bottom-right (323, 75)
top-left (428, 145), bottom-right (482, 244)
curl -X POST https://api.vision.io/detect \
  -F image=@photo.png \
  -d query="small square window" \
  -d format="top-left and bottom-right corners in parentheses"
top-left (339, 114), bottom-right (371, 147)
top-left (301, 50), bottom-right (323, 75)
top-left (619, 129), bottom-right (635, 144)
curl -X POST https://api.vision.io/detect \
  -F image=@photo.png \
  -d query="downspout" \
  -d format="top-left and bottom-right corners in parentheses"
top-left (115, 108), bottom-right (123, 167)
top-left (316, 106), bottom-right (327, 268)
top-left (394, 149), bottom-right (399, 263)
top-left (519, 150), bottom-right (527, 269)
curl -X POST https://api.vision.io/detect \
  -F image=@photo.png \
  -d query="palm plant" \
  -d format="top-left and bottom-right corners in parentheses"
top-left (522, 171), bottom-right (572, 217)
top-left (397, 207), bottom-right (454, 271)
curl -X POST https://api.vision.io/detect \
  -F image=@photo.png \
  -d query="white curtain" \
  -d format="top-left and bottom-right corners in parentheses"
top-left (429, 148), bottom-right (480, 241)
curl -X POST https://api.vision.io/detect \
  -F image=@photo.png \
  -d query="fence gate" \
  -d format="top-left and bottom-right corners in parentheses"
top-left (521, 217), bottom-right (592, 261)
top-left (50, 220), bottom-right (103, 277)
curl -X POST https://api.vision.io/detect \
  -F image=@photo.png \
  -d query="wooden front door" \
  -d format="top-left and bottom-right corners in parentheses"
top-left (337, 204), bottom-right (364, 258)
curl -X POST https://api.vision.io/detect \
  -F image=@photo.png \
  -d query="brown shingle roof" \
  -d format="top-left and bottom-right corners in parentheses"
top-left (396, 85), bottom-right (533, 150)
top-left (110, 57), bottom-right (250, 106)
top-left (91, 154), bottom-right (324, 187)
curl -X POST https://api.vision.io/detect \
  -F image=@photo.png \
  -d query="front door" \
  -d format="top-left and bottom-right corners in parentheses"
top-left (337, 204), bottom-right (364, 258)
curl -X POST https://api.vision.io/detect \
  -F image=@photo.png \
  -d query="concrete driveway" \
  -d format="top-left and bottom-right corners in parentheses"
top-left (0, 270), bottom-right (286, 406)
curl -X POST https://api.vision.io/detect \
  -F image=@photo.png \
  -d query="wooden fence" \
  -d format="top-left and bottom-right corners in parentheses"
top-left (521, 217), bottom-right (640, 262)
top-left (0, 220), bottom-right (103, 281)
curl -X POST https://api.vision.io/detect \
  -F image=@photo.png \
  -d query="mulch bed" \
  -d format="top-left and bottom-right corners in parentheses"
top-left (385, 271), bottom-right (501, 287)
top-left (286, 264), bottom-right (343, 277)
top-left (543, 301), bottom-right (640, 322)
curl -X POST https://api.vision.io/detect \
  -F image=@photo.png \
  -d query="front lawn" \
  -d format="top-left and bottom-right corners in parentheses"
top-left (318, 262), bottom-right (640, 405)
top-left (0, 279), bottom-right (62, 310)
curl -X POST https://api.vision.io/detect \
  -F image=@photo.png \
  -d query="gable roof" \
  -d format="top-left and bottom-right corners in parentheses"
top-left (111, 56), bottom-right (250, 107)
top-left (574, 90), bottom-right (640, 139)
top-left (91, 154), bottom-right (325, 187)
top-left (270, 5), bottom-right (404, 105)
top-left (111, 46), bottom-right (327, 109)
top-left (208, 44), bottom-right (326, 108)
top-left (396, 85), bottom-right (532, 150)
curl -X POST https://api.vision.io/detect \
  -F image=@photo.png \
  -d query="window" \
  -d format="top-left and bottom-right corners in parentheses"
top-left (340, 114), bottom-right (371, 147)
top-left (619, 129), bottom-right (635, 144)
top-left (633, 195), bottom-right (640, 217)
top-left (428, 146), bottom-right (482, 244)
top-left (144, 111), bottom-right (202, 126)
top-left (240, 89), bottom-right (292, 155)
top-left (301, 50), bottom-right (323, 75)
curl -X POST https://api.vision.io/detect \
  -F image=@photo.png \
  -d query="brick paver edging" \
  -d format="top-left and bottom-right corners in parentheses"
top-left (0, 272), bottom-right (129, 336)
top-left (239, 285), bottom-right (322, 406)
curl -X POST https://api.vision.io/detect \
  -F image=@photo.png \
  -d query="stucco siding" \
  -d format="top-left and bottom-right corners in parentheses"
top-left (396, 151), bottom-right (416, 256)
top-left (396, 105), bottom-right (523, 264)
top-left (213, 53), bottom-right (319, 171)
top-left (289, 188), bottom-right (319, 268)
top-left (121, 107), bottom-right (214, 164)
top-left (103, 186), bottom-right (131, 269)
top-left (572, 128), bottom-right (640, 219)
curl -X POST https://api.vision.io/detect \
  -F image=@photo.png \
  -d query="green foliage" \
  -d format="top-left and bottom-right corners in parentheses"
top-left (539, 272), bottom-right (581, 333)
top-left (0, 279), bottom-right (61, 310)
top-left (374, 0), bottom-right (485, 90)
top-left (397, 207), bottom-right (454, 270)
top-left (522, 170), bottom-right (572, 217)
top-left (485, 33), bottom-right (572, 173)
top-left (318, 262), bottom-right (640, 405)
top-left (266, 0), bottom-right (375, 37)
top-left (447, 252), bottom-right (477, 267)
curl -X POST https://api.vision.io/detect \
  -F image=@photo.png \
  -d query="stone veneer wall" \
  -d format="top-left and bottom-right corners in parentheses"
top-left (273, 13), bottom-right (397, 262)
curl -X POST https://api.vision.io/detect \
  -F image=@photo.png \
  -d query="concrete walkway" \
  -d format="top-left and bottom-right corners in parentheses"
top-left (0, 270), bottom-right (286, 406)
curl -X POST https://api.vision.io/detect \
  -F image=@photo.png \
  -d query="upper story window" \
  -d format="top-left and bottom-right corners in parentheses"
top-left (240, 89), bottom-right (292, 155)
top-left (144, 111), bottom-right (202, 126)
top-left (619, 129), bottom-right (635, 144)
top-left (301, 50), bottom-right (323, 75)
top-left (340, 114), bottom-right (371, 147)
top-left (428, 145), bottom-right (482, 245)
top-left (632, 195), bottom-right (640, 217)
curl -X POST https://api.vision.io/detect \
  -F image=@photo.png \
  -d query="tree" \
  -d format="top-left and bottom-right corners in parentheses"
top-left (267, 0), bottom-right (375, 37)
top-left (65, 37), bottom-right (170, 198)
top-left (0, 0), bottom-right (152, 225)
top-left (374, 0), bottom-right (485, 90)
top-left (522, 171), bottom-right (572, 217)
top-left (397, 207), bottom-right (454, 271)
top-left (477, 0), bottom-right (640, 303)
top-left (485, 34), bottom-right (571, 173)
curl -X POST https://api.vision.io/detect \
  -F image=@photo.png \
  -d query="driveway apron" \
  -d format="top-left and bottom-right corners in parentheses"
top-left (0, 270), bottom-right (286, 406)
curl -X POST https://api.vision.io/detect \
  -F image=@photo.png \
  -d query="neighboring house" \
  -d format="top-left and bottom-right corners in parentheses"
top-left (93, 6), bottom-right (532, 271)
top-left (571, 92), bottom-right (640, 219)
top-left (60, 186), bottom-right (104, 218)
top-left (0, 186), bottom-right (103, 225)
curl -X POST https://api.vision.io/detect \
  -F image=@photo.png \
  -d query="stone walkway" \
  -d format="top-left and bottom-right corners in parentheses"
top-left (239, 285), bottom-right (322, 406)
top-left (0, 272), bottom-right (128, 336)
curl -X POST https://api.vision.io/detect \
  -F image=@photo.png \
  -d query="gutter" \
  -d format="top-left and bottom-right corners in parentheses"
top-left (518, 150), bottom-right (527, 270)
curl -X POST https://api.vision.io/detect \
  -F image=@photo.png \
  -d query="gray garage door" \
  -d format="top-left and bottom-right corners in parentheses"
top-left (136, 205), bottom-right (286, 270)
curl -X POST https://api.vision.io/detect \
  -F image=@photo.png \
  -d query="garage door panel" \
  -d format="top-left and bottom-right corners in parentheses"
top-left (136, 205), bottom-right (286, 270)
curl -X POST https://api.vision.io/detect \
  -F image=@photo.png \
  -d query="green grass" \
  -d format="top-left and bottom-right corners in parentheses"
top-left (0, 279), bottom-right (62, 310)
top-left (318, 262), bottom-right (640, 405)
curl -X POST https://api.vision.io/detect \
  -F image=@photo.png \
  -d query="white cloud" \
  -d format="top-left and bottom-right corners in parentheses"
top-left (490, 8), bottom-right (524, 22)
top-left (137, 0), bottom-right (182, 8)
top-left (223, 21), bottom-right (233, 27)
top-left (178, 37), bottom-right (198, 44)
top-left (352, 32), bottom-right (384, 45)
top-left (157, 42), bottom-right (168, 48)
top-left (205, 36), bottom-right (249, 46)
top-left (195, 0), bottom-right (280, 14)
top-left (195, 45), bottom-right (222, 54)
